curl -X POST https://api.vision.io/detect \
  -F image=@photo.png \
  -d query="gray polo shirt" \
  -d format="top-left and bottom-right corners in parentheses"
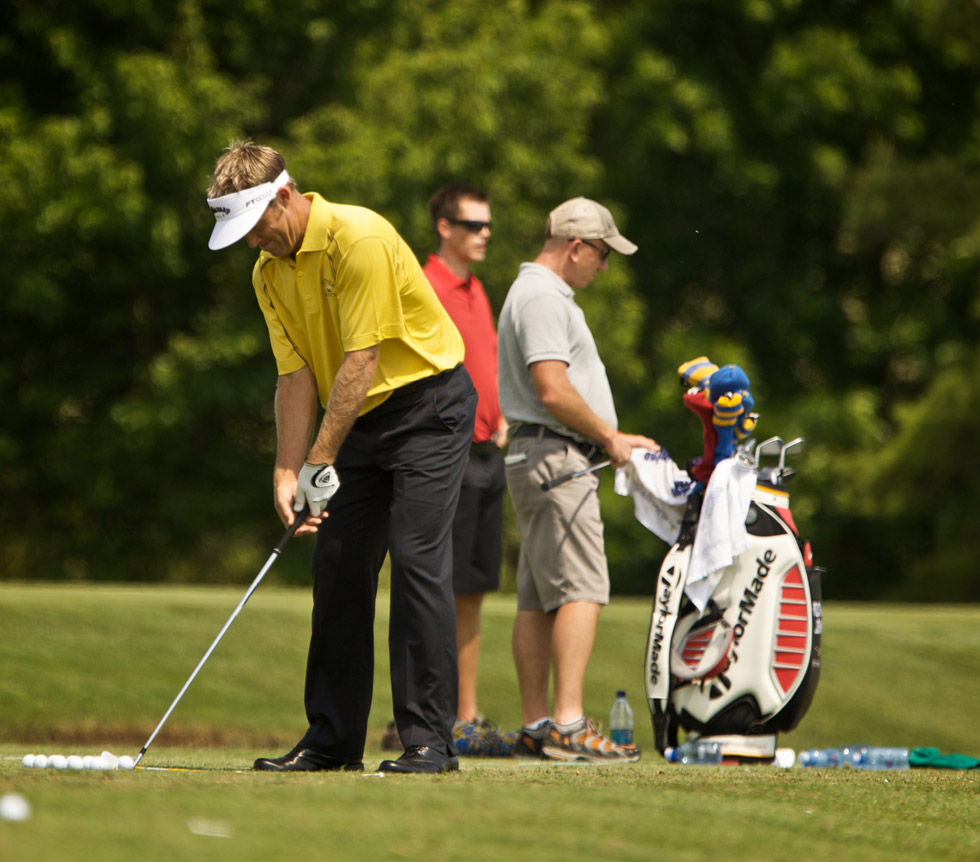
top-left (497, 262), bottom-right (618, 443)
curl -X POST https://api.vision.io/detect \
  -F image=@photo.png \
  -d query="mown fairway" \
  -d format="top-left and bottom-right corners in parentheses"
top-left (2, 584), bottom-right (979, 861)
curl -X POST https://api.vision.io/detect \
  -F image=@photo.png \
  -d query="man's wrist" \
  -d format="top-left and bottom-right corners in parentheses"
top-left (306, 440), bottom-right (336, 464)
top-left (274, 464), bottom-right (301, 483)
top-left (599, 429), bottom-right (621, 450)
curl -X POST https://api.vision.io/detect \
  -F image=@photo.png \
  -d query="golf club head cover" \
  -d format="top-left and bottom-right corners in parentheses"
top-left (708, 365), bottom-right (753, 464)
top-left (683, 389), bottom-right (717, 484)
top-left (707, 363), bottom-right (751, 405)
top-left (678, 356), bottom-right (719, 390)
top-left (712, 392), bottom-right (744, 462)
top-left (295, 463), bottom-right (340, 516)
top-left (679, 359), bottom-right (757, 483)
top-left (735, 407), bottom-right (759, 441)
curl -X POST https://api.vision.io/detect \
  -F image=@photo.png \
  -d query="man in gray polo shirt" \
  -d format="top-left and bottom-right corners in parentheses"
top-left (498, 196), bottom-right (659, 763)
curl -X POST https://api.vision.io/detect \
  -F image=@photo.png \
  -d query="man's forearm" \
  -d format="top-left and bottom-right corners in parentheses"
top-left (307, 345), bottom-right (379, 465)
top-left (543, 394), bottom-right (616, 447)
top-left (530, 360), bottom-right (618, 448)
top-left (274, 366), bottom-right (319, 480)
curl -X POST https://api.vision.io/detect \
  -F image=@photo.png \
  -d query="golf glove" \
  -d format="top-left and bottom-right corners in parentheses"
top-left (295, 463), bottom-right (340, 516)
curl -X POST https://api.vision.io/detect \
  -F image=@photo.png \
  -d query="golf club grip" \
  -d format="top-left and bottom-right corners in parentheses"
top-left (540, 460), bottom-right (611, 491)
top-left (275, 504), bottom-right (310, 553)
top-left (540, 475), bottom-right (573, 491)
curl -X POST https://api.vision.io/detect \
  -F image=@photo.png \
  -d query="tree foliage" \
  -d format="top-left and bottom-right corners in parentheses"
top-left (2, 0), bottom-right (980, 599)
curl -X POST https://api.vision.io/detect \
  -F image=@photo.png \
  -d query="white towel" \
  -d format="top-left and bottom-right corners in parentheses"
top-left (685, 455), bottom-right (756, 611)
top-left (613, 449), bottom-right (694, 545)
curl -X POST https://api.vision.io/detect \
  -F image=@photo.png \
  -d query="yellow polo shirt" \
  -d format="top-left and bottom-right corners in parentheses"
top-left (251, 193), bottom-right (464, 414)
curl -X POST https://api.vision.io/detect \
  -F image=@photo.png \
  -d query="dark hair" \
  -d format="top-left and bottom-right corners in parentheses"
top-left (427, 184), bottom-right (490, 232)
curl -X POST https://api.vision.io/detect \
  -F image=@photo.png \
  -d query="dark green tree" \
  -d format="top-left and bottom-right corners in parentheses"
top-left (3, 0), bottom-right (980, 601)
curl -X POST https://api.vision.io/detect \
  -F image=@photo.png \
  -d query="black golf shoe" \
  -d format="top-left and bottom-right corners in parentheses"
top-left (378, 745), bottom-right (459, 774)
top-left (253, 744), bottom-right (363, 772)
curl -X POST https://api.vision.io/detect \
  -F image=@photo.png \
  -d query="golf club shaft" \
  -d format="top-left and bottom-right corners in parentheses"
top-left (133, 509), bottom-right (308, 766)
top-left (540, 460), bottom-right (611, 491)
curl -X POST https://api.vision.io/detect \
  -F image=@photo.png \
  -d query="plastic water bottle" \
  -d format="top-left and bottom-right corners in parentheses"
top-left (840, 744), bottom-right (869, 767)
top-left (797, 748), bottom-right (845, 768)
top-left (664, 741), bottom-right (723, 765)
top-left (850, 747), bottom-right (909, 770)
top-left (609, 690), bottom-right (634, 746)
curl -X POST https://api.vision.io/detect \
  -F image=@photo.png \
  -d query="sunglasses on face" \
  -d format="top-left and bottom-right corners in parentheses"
top-left (577, 238), bottom-right (611, 262)
top-left (447, 218), bottom-right (493, 232)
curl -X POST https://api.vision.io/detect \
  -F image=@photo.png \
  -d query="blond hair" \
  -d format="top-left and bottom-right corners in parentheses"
top-left (207, 140), bottom-right (290, 198)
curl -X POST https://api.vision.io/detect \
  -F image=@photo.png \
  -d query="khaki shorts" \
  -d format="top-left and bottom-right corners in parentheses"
top-left (504, 434), bottom-right (609, 613)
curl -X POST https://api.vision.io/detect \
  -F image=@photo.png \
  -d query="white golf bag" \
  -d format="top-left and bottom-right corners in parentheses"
top-left (645, 438), bottom-right (824, 762)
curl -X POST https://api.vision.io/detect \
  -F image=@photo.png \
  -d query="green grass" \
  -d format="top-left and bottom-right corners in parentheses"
top-left (2, 584), bottom-right (979, 861)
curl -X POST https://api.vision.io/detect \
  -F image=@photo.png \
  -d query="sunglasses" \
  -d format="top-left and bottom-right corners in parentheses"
top-left (577, 238), bottom-right (611, 262)
top-left (447, 218), bottom-right (493, 232)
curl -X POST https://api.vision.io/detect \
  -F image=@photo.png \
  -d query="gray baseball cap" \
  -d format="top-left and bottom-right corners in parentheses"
top-left (545, 196), bottom-right (638, 255)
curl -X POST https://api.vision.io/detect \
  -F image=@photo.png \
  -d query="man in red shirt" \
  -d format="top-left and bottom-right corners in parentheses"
top-left (423, 185), bottom-right (512, 754)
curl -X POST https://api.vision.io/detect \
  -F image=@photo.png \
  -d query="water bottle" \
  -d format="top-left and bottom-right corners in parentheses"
top-left (797, 748), bottom-right (845, 768)
top-left (609, 690), bottom-right (634, 746)
top-left (664, 741), bottom-right (723, 765)
top-left (850, 747), bottom-right (909, 770)
top-left (840, 744), bottom-right (869, 767)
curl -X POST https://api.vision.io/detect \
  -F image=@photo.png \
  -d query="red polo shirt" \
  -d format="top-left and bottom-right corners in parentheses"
top-left (423, 254), bottom-right (502, 444)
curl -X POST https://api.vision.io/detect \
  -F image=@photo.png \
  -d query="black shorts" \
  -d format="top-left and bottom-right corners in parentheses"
top-left (451, 449), bottom-right (505, 596)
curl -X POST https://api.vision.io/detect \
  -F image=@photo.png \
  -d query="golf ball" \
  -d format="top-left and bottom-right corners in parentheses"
top-left (21, 754), bottom-right (35, 768)
top-left (82, 755), bottom-right (94, 769)
top-left (91, 756), bottom-right (108, 770)
top-left (50, 754), bottom-right (68, 770)
top-left (34, 754), bottom-right (49, 769)
top-left (66, 755), bottom-right (84, 770)
top-left (118, 755), bottom-right (134, 770)
top-left (0, 793), bottom-right (31, 822)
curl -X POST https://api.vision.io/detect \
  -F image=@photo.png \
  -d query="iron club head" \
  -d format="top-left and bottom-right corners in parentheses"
top-left (778, 437), bottom-right (804, 471)
top-left (754, 436), bottom-right (783, 469)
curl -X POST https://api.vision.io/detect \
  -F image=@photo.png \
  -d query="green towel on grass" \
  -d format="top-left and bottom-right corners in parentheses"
top-left (909, 748), bottom-right (980, 769)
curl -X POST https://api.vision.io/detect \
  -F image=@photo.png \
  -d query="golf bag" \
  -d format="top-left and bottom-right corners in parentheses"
top-left (646, 447), bottom-right (824, 762)
top-left (637, 358), bottom-right (824, 762)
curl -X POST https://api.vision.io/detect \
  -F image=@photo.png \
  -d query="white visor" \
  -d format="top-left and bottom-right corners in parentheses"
top-left (207, 170), bottom-right (291, 250)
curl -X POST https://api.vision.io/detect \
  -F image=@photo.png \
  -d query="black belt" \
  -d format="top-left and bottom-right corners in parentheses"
top-left (393, 364), bottom-right (461, 397)
top-left (511, 424), bottom-right (603, 463)
top-left (470, 440), bottom-right (501, 456)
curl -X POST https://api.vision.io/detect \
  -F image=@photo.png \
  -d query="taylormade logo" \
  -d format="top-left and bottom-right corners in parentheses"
top-left (649, 567), bottom-right (681, 686)
top-left (732, 549), bottom-right (777, 643)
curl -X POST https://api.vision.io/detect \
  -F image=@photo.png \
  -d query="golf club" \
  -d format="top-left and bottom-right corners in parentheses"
top-left (778, 437), bottom-right (804, 470)
top-left (133, 507), bottom-right (309, 768)
top-left (753, 436), bottom-right (783, 469)
top-left (540, 460), bottom-right (611, 491)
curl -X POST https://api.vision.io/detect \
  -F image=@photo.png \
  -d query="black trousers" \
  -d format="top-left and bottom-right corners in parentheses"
top-left (451, 451), bottom-right (506, 596)
top-left (299, 365), bottom-right (477, 759)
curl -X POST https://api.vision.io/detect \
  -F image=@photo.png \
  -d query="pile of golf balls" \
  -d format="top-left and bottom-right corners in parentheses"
top-left (21, 752), bottom-right (134, 770)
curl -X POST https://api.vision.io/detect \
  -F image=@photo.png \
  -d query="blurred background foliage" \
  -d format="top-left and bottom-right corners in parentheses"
top-left (2, 0), bottom-right (980, 599)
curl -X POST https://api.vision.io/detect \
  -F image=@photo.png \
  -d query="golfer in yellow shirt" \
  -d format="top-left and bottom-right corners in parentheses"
top-left (207, 141), bottom-right (476, 774)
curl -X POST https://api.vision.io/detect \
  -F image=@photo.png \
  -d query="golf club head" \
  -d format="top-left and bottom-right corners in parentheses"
top-left (754, 437), bottom-right (783, 469)
top-left (735, 439), bottom-right (757, 468)
top-left (778, 437), bottom-right (804, 470)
